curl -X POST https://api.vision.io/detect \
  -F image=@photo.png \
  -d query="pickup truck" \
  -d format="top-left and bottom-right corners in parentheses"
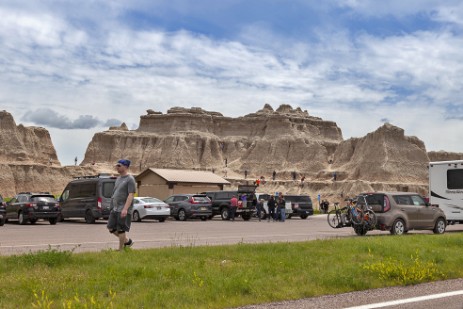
top-left (203, 185), bottom-right (257, 221)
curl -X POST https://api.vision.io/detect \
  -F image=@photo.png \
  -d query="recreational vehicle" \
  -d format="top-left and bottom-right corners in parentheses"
top-left (429, 160), bottom-right (463, 223)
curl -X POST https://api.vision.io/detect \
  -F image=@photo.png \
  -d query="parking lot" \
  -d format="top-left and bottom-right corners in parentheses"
top-left (1, 215), bottom-right (462, 255)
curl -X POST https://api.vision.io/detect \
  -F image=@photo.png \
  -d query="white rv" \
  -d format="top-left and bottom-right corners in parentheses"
top-left (429, 160), bottom-right (463, 223)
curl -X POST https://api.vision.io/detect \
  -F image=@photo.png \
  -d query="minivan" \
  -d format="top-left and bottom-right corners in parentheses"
top-left (59, 174), bottom-right (116, 223)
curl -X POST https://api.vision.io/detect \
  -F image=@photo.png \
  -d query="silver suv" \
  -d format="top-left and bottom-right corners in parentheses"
top-left (357, 192), bottom-right (446, 235)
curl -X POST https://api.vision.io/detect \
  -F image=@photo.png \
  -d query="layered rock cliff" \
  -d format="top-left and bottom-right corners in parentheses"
top-left (0, 111), bottom-right (59, 165)
top-left (82, 104), bottom-right (343, 178)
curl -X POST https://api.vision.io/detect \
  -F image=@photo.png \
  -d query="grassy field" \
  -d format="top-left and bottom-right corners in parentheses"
top-left (0, 234), bottom-right (462, 308)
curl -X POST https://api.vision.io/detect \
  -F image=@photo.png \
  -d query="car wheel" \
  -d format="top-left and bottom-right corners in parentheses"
top-left (0, 217), bottom-right (5, 226)
top-left (285, 213), bottom-right (291, 219)
top-left (18, 212), bottom-right (28, 225)
top-left (133, 211), bottom-right (142, 222)
top-left (390, 219), bottom-right (405, 235)
top-left (259, 210), bottom-right (267, 220)
top-left (49, 218), bottom-right (58, 225)
top-left (30, 219), bottom-right (38, 224)
top-left (85, 210), bottom-right (96, 224)
top-left (178, 209), bottom-right (187, 221)
top-left (300, 214), bottom-right (308, 219)
top-left (354, 225), bottom-right (367, 236)
top-left (242, 213), bottom-right (251, 221)
top-left (221, 208), bottom-right (230, 220)
top-left (200, 216), bottom-right (207, 221)
top-left (433, 217), bottom-right (446, 234)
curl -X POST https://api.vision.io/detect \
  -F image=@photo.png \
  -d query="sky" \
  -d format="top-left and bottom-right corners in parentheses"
top-left (1, 0), bottom-right (463, 165)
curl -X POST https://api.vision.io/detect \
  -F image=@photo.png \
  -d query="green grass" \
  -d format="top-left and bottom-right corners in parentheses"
top-left (0, 235), bottom-right (462, 308)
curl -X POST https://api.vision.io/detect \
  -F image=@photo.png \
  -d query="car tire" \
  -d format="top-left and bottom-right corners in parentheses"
top-left (133, 211), bottom-right (142, 222)
top-left (300, 214), bottom-right (308, 219)
top-left (49, 218), bottom-right (58, 225)
top-left (30, 219), bottom-right (37, 224)
top-left (0, 218), bottom-right (5, 226)
top-left (285, 213), bottom-right (291, 219)
top-left (354, 225), bottom-right (367, 236)
top-left (259, 210), bottom-right (267, 220)
top-left (433, 217), bottom-right (446, 234)
top-left (242, 213), bottom-right (251, 221)
top-left (18, 212), bottom-right (28, 225)
top-left (85, 210), bottom-right (96, 224)
top-left (390, 219), bottom-right (405, 235)
top-left (200, 216), bottom-right (207, 221)
top-left (178, 209), bottom-right (187, 221)
top-left (221, 208), bottom-right (230, 220)
top-left (159, 218), bottom-right (166, 223)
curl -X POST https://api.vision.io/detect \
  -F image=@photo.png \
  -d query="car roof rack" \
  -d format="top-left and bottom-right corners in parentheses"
top-left (73, 173), bottom-right (115, 179)
top-left (17, 191), bottom-right (51, 195)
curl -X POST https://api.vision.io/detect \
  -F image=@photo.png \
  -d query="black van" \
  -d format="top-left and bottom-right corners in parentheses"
top-left (59, 174), bottom-right (116, 223)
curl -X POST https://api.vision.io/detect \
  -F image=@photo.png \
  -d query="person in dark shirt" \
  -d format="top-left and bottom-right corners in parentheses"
top-left (267, 195), bottom-right (276, 222)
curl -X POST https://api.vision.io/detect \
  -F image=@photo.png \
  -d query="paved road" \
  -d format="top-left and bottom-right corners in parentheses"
top-left (1, 214), bottom-right (462, 255)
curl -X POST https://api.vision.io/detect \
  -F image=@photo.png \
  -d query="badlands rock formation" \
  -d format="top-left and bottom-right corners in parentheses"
top-left (82, 104), bottom-right (342, 179)
top-left (0, 111), bottom-right (103, 196)
top-left (0, 105), bottom-right (459, 201)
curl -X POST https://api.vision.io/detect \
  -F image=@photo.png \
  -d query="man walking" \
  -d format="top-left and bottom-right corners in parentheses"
top-left (107, 159), bottom-right (136, 251)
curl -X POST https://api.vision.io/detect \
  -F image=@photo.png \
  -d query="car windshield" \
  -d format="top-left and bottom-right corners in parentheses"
top-left (285, 195), bottom-right (312, 203)
top-left (140, 197), bottom-right (163, 203)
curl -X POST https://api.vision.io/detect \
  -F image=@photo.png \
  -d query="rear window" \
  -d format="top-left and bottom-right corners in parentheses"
top-left (102, 182), bottom-right (115, 198)
top-left (447, 169), bottom-right (463, 189)
top-left (192, 196), bottom-right (210, 203)
top-left (31, 196), bottom-right (56, 203)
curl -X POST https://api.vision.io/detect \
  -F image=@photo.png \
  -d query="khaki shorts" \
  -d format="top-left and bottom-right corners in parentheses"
top-left (107, 210), bottom-right (132, 233)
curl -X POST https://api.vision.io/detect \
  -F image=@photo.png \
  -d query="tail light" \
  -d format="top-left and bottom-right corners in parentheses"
top-left (97, 197), bottom-right (102, 209)
top-left (25, 203), bottom-right (37, 208)
top-left (384, 196), bottom-right (391, 212)
top-left (144, 205), bottom-right (154, 209)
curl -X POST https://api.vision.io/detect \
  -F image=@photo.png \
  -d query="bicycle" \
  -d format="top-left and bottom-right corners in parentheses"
top-left (327, 202), bottom-right (352, 228)
top-left (351, 195), bottom-right (377, 236)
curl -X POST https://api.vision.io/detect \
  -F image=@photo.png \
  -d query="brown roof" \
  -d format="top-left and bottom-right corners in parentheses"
top-left (137, 168), bottom-right (230, 184)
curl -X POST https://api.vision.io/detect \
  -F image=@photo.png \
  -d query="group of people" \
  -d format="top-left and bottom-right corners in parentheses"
top-left (230, 192), bottom-right (288, 222)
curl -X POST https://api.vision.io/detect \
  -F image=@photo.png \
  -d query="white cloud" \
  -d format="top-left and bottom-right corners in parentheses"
top-left (1, 1), bottom-right (463, 165)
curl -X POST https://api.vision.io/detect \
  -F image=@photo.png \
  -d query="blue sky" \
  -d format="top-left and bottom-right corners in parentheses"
top-left (1, 0), bottom-right (463, 165)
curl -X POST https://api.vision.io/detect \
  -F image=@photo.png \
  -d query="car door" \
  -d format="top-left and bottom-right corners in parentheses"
top-left (411, 195), bottom-right (435, 229)
top-left (394, 195), bottom-right (419, 228)
top-left (164, 196), bottom-right (176, 215)
top-left (174, 196), bottom-right (189, 214)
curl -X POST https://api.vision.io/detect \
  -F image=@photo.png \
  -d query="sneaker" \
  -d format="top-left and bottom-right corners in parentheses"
top-left (124, 239), bottom-right (134, 248)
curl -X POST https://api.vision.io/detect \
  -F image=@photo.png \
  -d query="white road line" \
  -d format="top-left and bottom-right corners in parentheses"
top-left (344, 290), bottom-right (463, 309)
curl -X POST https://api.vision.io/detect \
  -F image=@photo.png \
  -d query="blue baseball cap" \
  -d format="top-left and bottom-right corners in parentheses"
top-left (116, 159), bottom-right (131, 167)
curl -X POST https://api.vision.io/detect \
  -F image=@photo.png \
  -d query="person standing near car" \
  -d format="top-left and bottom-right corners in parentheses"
top-left (107, 159), bottom-right (136, 251)
top-left (277, 193), bottom-right (286, 222)
top-left (267, 195), bottom-right (276, 222)
top-left (229, 195), bottom-right (238, 221)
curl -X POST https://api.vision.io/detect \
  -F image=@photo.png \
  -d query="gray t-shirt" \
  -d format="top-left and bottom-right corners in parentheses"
top-left (111, 174), bottom-right (136, 212)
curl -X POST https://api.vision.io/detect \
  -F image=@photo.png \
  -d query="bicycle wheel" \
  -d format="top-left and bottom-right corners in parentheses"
top-left (327, 210), bottom-right (342, 228)
top-left (365, 210), bottom-right (377, 229)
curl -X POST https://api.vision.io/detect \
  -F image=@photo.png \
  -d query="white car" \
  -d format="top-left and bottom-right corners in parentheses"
top-left (132, 197), bottom-right (170, 222)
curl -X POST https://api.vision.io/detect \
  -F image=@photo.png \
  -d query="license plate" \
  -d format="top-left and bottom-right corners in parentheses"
top-left (201, 207), bottom-right (207, 211)
top-left (42, 206), bottom-right (49, 210)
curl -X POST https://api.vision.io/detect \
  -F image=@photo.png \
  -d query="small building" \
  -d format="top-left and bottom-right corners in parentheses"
top-left (135, 168), bottom-right (230, 199)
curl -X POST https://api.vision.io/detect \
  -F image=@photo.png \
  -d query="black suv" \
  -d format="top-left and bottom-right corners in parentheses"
top-left (164, 194), bottom-right (212, 221)
top-left (284, 195), bottom-right (314, 219)
top-left (203, 185), bottom-right (257, 221)
top-left (5, 192), bottom-right (60, 225)
top-left (59, 174), bottom-right (116, 224)
top-left (0, 194), bottom-right (6, 226)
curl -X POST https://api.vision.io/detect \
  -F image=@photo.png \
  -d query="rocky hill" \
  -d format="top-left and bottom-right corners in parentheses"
top-left (0, 105), bottom-right (461, 202)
